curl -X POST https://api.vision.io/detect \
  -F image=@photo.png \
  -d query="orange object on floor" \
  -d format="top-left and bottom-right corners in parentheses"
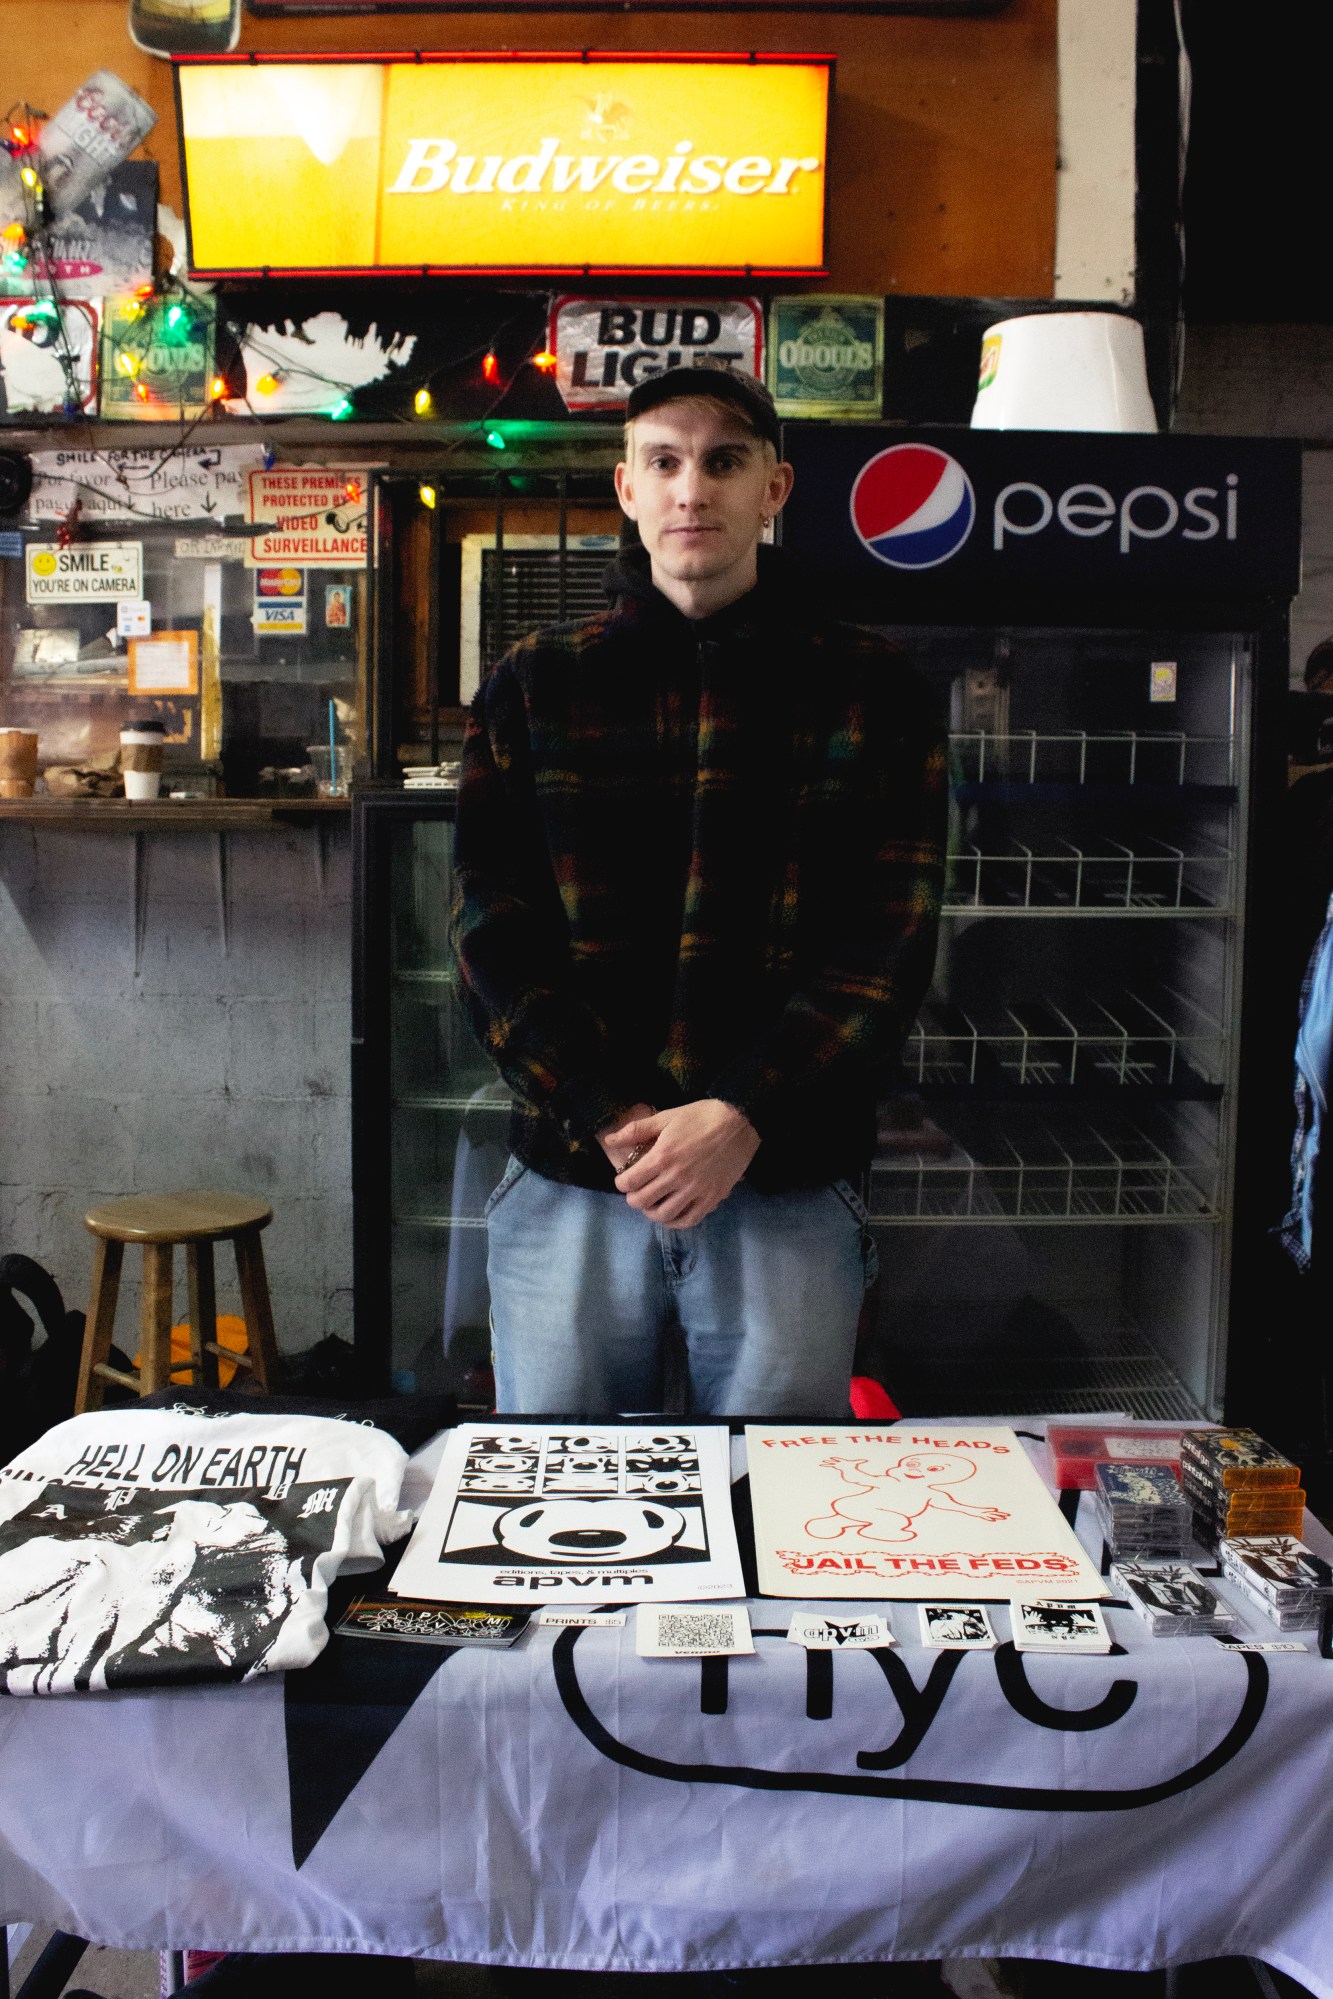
top-left (133, 1314), bottom-right (249, 1389)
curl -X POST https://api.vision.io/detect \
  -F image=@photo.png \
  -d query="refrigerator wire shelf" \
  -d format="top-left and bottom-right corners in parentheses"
top-left (949, 728), bottom-right (1234, 789)
top-left (879, 1353), bottom-right (1205, 1422)
top-left (871, 1107), bottom-right (1218, 1226)
top-left (905, 984), bottom-right (1226, 1091)
top-left (943, 833), bottom-right (1232, 914)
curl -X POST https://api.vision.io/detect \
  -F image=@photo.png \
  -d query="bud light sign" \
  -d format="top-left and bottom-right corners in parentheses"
top-left (783, 428), bottom-right (1301, 602)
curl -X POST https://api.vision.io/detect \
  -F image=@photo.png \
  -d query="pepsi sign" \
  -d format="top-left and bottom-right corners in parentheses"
top-left (781, 428), bottom-right (1302, 607)
top-left (850, 444), bottom-right (976, 570)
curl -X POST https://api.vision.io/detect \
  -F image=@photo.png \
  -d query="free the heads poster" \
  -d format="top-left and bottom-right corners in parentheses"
top-left (746, 1425), bottom-right (1109, 1602)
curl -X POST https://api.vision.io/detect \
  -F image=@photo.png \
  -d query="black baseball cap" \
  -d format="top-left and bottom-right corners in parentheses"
top-left (623, 366), bottom-right (782, 454)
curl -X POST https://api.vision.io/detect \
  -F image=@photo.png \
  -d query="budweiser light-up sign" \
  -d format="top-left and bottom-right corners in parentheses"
top-left (175, 54), bottom-right (831, 276)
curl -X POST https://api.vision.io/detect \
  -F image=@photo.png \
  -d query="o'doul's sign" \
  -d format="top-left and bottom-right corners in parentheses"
top-left (176, 54), bottom-right (830, 276)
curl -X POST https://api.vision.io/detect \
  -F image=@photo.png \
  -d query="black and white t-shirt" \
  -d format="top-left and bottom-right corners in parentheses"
top-left (0, 1407), bottom-right (414, 1695)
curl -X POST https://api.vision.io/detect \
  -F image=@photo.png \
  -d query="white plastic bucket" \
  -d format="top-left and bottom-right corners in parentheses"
top-left (971, 312), bottom-right (1158, 433)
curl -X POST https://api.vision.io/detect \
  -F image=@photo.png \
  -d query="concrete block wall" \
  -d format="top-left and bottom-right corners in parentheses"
top-left (0, 822), bottom-right (352, 1357)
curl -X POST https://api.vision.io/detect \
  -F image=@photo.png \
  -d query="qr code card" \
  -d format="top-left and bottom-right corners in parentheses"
top-left (636, 1604), bottom-right (754, 1657)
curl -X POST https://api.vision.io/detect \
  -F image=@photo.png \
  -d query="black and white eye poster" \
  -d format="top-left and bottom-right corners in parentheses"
top-left (391, 1424), bottom-right (744, 1607)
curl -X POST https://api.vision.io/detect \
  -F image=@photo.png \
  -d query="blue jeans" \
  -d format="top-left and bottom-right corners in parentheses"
top-left (484, 1160), bottom-right (875, 1418)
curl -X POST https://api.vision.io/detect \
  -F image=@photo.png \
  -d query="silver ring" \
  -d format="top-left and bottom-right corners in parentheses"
top-left (621, 1143), bottom-right (648, 1171)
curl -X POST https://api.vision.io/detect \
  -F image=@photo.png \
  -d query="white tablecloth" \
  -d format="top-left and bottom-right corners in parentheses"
top-left (2, 1436), bottom-right (1332, 1991)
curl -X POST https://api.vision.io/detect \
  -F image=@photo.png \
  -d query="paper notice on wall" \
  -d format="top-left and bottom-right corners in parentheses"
top-left (28, 445), bottom-right (265, 524)
top-left (391, 1424), bottom-right (745, 1607)
top-left (745, 1425), bottom-right (1109, 1602)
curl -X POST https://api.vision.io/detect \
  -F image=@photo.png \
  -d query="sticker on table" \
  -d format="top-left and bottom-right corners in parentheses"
top-left (636, 1604), bottom-right (753, 1658)
top-left (1011, 1600), bottom-right (1112, 1654)
top-left (390, 1423), bottom-right (744, 1607)
top-left (337, 1597), bottom-right (530, 1648)
top-left (918, 1602), bottom-right (999, 1650)
top-left (787, 1611), bottom-right (894, 1649)
top-left (128, 630), bottom-right (198, 695)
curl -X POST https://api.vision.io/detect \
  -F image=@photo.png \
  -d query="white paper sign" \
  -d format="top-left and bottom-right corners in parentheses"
top-left (550, 295), bottom-right (763, 411)
top-left (636, 1603), bottom-right (754, 1658)
top-left (28, 446), bottom-right (264, 525)
top-left (745, 1425), bottom-right (1109, 1603)
top-left (26, 541), bottom-right (142, 603)
top-left (391, 1425), bottom-right (745, 1608)
top-left (787, 1611), bottom-right (894, 1650)
top-left (174, 536), bottom-right (250, 561)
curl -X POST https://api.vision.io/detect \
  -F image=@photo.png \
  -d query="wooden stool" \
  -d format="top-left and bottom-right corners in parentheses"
top-left (76, 1193), bottom-right (281, 1413)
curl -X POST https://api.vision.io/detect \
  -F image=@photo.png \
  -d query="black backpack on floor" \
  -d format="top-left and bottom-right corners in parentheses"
top-left (0, 1254), bottom-right (130, 1461)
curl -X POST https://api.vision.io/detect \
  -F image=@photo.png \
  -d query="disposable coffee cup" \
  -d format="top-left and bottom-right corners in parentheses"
top-left (0, 727), bottom-right (39, 798)
top-left (120, 718), bottom-right (166, 801)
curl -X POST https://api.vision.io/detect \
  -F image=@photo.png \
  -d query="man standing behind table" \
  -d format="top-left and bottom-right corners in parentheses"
top-left (450, 368), bottom-right (946, 1418)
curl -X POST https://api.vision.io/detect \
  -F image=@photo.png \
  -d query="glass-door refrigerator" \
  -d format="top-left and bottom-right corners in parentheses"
top-left (779, 426), bottom-right (1301, 1421)
top-left (353, 428), bottom-right (1300, 1421)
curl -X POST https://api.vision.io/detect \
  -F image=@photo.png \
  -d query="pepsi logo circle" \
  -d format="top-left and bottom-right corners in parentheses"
top-left (850, 444), bottom-right (977, 570)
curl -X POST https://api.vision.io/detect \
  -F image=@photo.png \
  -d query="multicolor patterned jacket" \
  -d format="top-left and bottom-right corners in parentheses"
top-left (450, 545), bottom-right (946, 1192)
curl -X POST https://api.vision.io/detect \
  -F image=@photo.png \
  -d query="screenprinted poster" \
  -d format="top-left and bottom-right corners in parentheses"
top-left (746, 1424), bottom-right (1109, 1602)
top-left (391, 1424), bottom-right (744, 1607)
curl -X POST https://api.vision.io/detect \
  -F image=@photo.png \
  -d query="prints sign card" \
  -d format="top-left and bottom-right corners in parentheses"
top-left (391, 1424), bottom-right (744, 1607)
top-left (768, 295), bottom-right (883, 419)
top-left (550, 296), bottom-right (762, 411)
top-left (745, 1425), bottom-right (1109, 1602)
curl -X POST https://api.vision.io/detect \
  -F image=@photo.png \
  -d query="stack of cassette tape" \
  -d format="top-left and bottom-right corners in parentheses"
top-left (1219, 1536), bottom-right (1333, 1632)
top-left (1092, 1463), bottom-right (1191, 1557)
top-left (1111, 1559), bottom-right (1238, 1637)
top-left (1180, 1428), bottom-right (1305, 1550)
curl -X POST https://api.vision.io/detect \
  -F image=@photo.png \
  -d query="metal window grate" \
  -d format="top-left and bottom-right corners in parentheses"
top-left (480, 547), bottom-right (613, 674)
